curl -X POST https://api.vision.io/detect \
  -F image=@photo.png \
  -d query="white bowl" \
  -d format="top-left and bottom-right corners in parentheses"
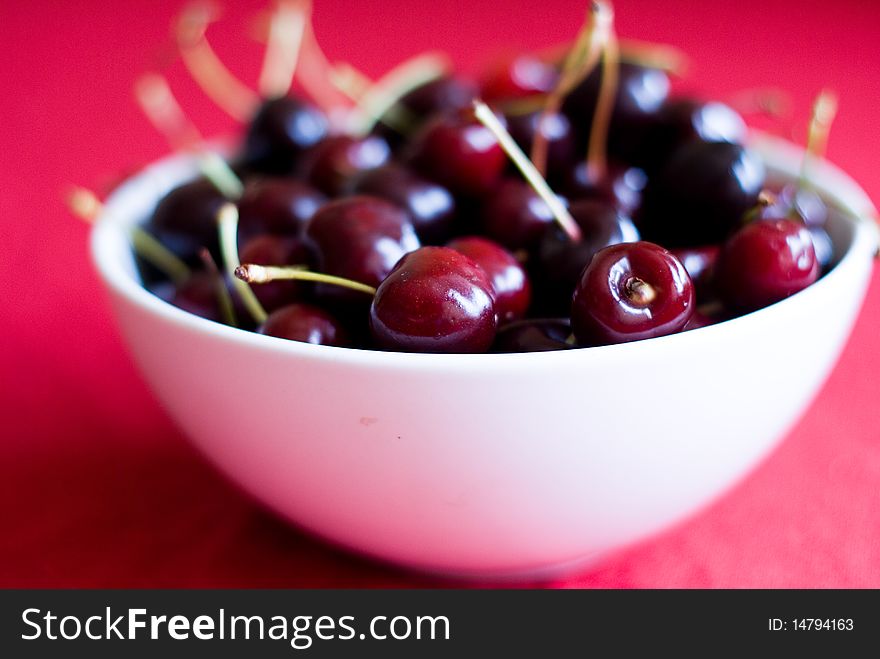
top-left (91, 134), bottom-right (877, 579)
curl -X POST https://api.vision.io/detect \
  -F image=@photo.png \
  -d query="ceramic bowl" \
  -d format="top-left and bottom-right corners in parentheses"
top-left (91, 133), bottom-right (877, 578)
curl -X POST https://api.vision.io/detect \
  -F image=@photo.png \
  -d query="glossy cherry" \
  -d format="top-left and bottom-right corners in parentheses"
top-left (571, 241), bottom-right (694, 345)
top-left (563, 62), bottom-right (670, 162)
top-left (305, 196), bottom-right (420, 304)
top-left (351, 163), bottom-right (456, 244)
top-left (237, 177), bottom-right (325, 240)
top-left (505, 109), bottom-right (575, 179)
top-left (480, 178), bottom-right (559, 252)
top-left (557, 162), bottom-right (646, 215)
top-left (531, 199), bottom-right (639, 315)
top-left (492, 319), bottom-right (572, 353)
top-left (398, 75), bottom-right (478, 121)
top-left (239, 234), bottom-right (314, 312)
top-left (241, 96), bottom-right (329, 174)
top-left (168, 271), bottom-right (223, 322)
top-left (407, 107), bottom-right (506, 198)
top-left (446, 236), bottom-right (531, 323)
top-left (639, 141), bottom-right (766, 247)
top-left (147, 178), bottom-right (227, 263)
top-left (714, 218), bottom-right (819, 313)
top-left (670, 244), bottom-right (720, 302)
top-left (639, 99), bottom-right (747, 172)
top-left (301, 135), bottom-right (391, 197)
top-left (259, 303), bottom-right (349, 346)
top-left (480, 52), bottom-right (558, 102)
top-left (369, 246), bottom-right (497, 353)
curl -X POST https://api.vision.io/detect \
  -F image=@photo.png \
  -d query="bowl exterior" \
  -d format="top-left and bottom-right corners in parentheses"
top-left (92, 137), bottom-right (877, 577)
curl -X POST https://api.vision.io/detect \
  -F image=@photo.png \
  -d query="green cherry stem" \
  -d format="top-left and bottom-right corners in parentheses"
top-left (584, 26), bottom-right (619, 179)
top-left (235, 263), bottom-right (378, 296)
top-left (217, 203), bottom-right (268, 324)
top-left (198, 248), bottom-right (238, 328)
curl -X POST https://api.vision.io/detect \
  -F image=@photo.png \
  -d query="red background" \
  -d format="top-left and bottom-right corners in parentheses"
top-left (1, 0), bottom-right (879, 587)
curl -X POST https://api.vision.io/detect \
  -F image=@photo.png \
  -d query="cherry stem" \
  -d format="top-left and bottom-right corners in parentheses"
top-left (199, 248), bottom-right (237, 327)
top-left (625, 277), bottom-right (656, 305)
top-left (346, 52), bottom-right (450, 136)
top-left (798, 89), bottom-right (838, 191)
top-left (258, 0), bottom-right (308, 99)
top-left (530, 0), bottom-right (612, 176)
top-left (65, 186), bottom-right (191, 286)
top-left (235, 264), bottom-right (377, 296)
top-left (216, 203), bottom-right (268, 324)
top-left (740, 189), bottom-right (777, 225)
top-left (585, 28), bottom-right (619, 178)
top-left (539, 37), bottom-right (688, 76)
top-left (199, 151), bottom-right (244, 200)
top-left (175, 2), bottom-right (260, 122)
top-left (473, 100), bottom-right (582, 242)
top-left (329, 62), bottom-right (417, 134)
top-left (295, 18), bottom-right (356, 125)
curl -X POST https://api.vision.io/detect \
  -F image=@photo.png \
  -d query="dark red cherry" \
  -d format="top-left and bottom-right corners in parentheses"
top-left (351, 163), bottom-right (456, 244)
top-left (301, 135), bottom-right (391, 197)
top-left (532, 199), bottom-right (639, 315)
top-left (398, 75), bottom-right (478, 121)
top-left (492, 318), bottom-right (572, 353)
top-left (714, 218), bottom-right (819, 313)
top-left (480, 179), bottom-right (559, 253)
top-left (639, 141), bottom-right (766, 247)
top-left (563, 62), bottom-right (670, 162)
top-left (505, 109), bottom-right (575, 179)
top-left (481, 53), bottom-right (558, 102)
top-left (682, 309), bottom-right (725, 332)
top-left (239, 234), bottom-right (314, 312)
top-left (306, 196), bottom-right (420, 303)
top-left (639, 99), bottom-right (747, 172)
top-left (169, 271), bottom-right (223, 322)
top-left (447, 236), bottom-right (531, 323)
top-left (237, 178), bottom-right (325, 240)
top-left (670, 244), bottom-right (720, 302)
top-left (259, 303), bottom-right (349, 346)
top-left (241, 96), bottom-right (329, 174)
top-left (147, 178), bottom-right (226, 263)
top-left (571, 241), bottom-right (694, 346)
top-left (407, 107), bottom-right (506, 198)
top-left (369, 246), bottom-right (497, 353)
top-left (558, 162), bottom-right (646, 215)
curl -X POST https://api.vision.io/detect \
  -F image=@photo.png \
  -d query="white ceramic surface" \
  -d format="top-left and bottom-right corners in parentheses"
top-left (91, 134), bottom-right (877, 578)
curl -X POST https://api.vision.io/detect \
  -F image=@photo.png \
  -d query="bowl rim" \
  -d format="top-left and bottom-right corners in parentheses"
top-left (91, 131), bottom-right (879, 371)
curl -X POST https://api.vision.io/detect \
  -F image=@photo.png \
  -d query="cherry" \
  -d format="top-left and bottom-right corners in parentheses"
top-left (480, 178), bottom-right (559, 252)
top-left (241, 96), bottom-right (329, 174)
top-left (301, 135), bottom-right (391, 197)
top-left (682, 309), bottom-right (725, 332)
top-left (407, 107), bottom-right (506, 198)
top-left (168, 271), bottom-right (223, 322)
top-left (571, 241), bottom-right (694, 345)
top-left (670, 244), bottom-right (720, 302)
top-left (638, 141), bottom-right (766, 247)
top-left (305, 196), bottom-right (420, 304)
top-left (563, 62), bottom-right (670, 163)
top-left (531, 199), bottom-right (639, 315)
top-left (480, 52), bottom-right (558, 102)
top-left (369, 246), bottom-right (497, 353)
top-left (397, 75), bottom-right (477, 121)
top-left (714, 218), bottom-right (819, 313)
top-left (147, 178), bottom-right (227, 263)
top-left (505, 109), bottom-right (575, 179)
top-left (492, 318), bottom-right (572, 353)
top-left (350, 163), bottom-right (456, 244)
top-left (557, 162), bottom-right (646, 215)
top-left (237, 177), bottom-right (325, 240)
top-left (239, 234), bottom-right (314, 312)
top-left (259, 303), bottom-right (349, 346)
top-left (760, 184), bottom-right (828, 227)
top-left (639, 99), bottom-right (747, 172)
top-left (446, 236), bottom-right (531, 323)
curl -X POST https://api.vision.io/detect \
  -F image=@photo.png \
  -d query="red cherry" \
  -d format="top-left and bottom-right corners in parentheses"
top-left (239, 234), bottom-right (314, 312)
top-left (446, 236), bottom-right (531, 323)
top-left (571, 241), bottom-right (695, 345)
top-left (237, 177), bottom-right (325, 240)
top-left (407, 107), bottom-right (506, 198)
top-left (480, 52), bottom-right (558, 102)
top-left (369, 247), bottom-right (497, 353)
top-left (301, 135), bottom-right (391, 197)
top-left (259, 303), bottom-right (349, 346)
top-left (714, 218), bottom-right (819, 313)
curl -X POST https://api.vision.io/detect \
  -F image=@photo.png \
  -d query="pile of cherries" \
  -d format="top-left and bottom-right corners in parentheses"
top-left (140, 4), bottom-right (831, 354)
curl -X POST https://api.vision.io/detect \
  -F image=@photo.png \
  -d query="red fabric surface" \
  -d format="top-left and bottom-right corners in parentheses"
top-left (2, 0), bottom-right (879, 588)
